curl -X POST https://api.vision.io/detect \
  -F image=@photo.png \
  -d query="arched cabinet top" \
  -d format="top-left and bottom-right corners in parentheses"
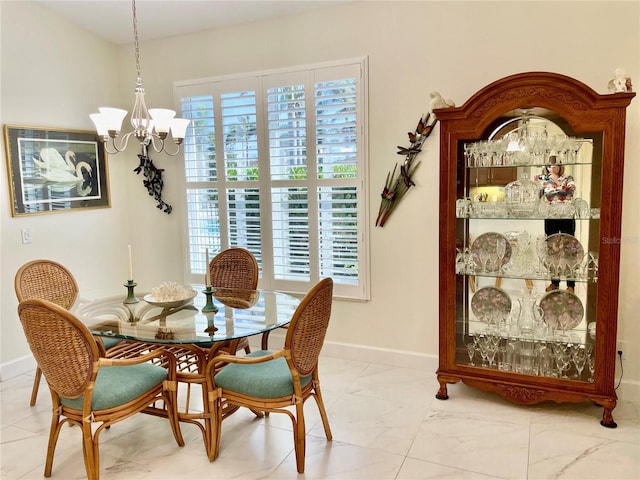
top-left (434, 72), bottom-right (635, 136)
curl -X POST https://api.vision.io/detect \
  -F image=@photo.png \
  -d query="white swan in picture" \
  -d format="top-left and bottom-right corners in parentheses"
top-left (32, 147), bottom-right (77, 172)
top-left (39, 161), bottom-right (92, 184)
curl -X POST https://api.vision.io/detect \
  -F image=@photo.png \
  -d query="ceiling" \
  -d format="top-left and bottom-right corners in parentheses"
top-left (36, 0), bottom-right (351, 45)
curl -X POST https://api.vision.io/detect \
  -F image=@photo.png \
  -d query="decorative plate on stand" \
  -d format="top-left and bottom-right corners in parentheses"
top-left (471, 286), bottom-right (512, 323)
top-left (545, 233), bottom-right (584, 268)
top-left (470, 232), bottom-right (512, 272)
top-left (540, 290), bottom-right (584, 330)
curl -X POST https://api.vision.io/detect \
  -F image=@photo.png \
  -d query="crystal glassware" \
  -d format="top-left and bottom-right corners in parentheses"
top-left (572, 346), bottom-right (587, 380)
top-left (466, 341), bottom-right (476, 366)
top-left (496, 237), bottom-right (507, 273)
top-left (587, 353), bottom-right (596, 383)
top-left (555, 348), bottom-right (571, 379)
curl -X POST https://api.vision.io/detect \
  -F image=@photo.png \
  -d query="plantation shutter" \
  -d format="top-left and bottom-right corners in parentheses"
top-left (176, 58), bottom-right (369, 300)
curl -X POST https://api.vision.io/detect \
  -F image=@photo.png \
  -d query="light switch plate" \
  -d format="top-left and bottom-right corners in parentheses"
top-left (21, 228), bottom-right (32, 244)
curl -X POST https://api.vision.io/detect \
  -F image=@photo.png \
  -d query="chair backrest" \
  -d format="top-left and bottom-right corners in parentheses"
top-left (209, 248), bottom-right (259, 290)
top-left (15, 259), bottom-right (79, 310)
top-left (284, 278), bottom-right (333, 376)
top-left (17, 298), bottom-right (100, 399)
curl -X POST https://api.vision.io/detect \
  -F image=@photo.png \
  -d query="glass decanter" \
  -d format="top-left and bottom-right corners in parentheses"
top-left (505, 173), bottom-right (542, 218)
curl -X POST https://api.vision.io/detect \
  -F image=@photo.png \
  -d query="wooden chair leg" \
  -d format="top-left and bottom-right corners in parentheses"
top-left (44, 410), bottom-right (64, 477)
top-left (30, 366), bottom-right (42, 406)
top-left (81, 420), bottom-right (98, 480)
top-left (185, 383), bottom-right (192, 414)
top-left (165, 388), bottom-right (185, 448)
top-left (206, 389), bottom-right (222, 462)
top-left (293, 401), bottom-right (306, 473)
top-left (312, 385), bottom-right (333, 440)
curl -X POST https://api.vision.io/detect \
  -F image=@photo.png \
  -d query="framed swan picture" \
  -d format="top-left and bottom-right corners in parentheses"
top-left (3, 125), bottom-right (110, 216)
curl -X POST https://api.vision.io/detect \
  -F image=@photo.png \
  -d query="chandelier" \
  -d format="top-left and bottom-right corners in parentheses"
top-left (89, 0), bottom-right (189, 156)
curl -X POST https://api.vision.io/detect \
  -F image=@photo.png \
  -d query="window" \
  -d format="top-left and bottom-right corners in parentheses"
top-left (175, 58), bottom-right (369, 300)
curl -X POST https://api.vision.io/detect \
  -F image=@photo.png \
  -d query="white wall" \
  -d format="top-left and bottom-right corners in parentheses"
top-left (0, 1), bottom-right (130, 368)
top-left (2, 1), bottom-right (639, 393)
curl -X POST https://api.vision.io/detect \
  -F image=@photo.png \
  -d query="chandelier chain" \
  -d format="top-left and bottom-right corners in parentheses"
top-left (132, 0), bottom-right (141, 80)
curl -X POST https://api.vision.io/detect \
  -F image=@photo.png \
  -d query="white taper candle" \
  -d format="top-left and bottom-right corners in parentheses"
top-left (127, 245), bottom-right (133, 281)
top-left (205, 248), bottom-right (211, 287)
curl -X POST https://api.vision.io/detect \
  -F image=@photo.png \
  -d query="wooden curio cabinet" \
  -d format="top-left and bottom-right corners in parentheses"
top-left (435, 72), bottom-right (634, 426)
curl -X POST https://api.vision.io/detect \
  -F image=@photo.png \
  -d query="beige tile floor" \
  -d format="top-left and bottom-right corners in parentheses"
top-left (1, 355), bottom-right (639, 479)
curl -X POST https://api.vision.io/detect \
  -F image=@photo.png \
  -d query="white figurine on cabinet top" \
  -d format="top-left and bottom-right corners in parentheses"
top-left (608, 67), bottom-right (633, 93)
top-left (429, 91), bottom-right (455, 117)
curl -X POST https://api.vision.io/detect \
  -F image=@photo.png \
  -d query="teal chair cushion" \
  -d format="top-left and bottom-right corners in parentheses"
top-left (61, 363), bottom-right (167, 411)
top-left (100, 337), bottom-right (122, 349)
top-left (214, 350), bottom-right (312, 398)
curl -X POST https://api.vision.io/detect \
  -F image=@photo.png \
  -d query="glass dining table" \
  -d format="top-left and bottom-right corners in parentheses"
top-left (73, 286), bottom-right (300, 346)
top-left (72, 286), bottom-right (300, 460)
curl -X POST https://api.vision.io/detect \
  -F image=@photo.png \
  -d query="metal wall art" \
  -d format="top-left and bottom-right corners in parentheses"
top-left (375, 113), bottom-right (437, 227)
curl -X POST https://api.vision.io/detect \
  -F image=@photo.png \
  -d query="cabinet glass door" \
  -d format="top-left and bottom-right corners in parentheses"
top-left (455, 110), bottom-right (600, 381)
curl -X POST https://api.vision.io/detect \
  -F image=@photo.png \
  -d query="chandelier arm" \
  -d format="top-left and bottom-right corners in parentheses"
top-left (114, 132), bottom-right (136, 153)
top-left (146, 134), bottom-right (181, 156)
top-left (102, 143), bottom-right (122, 156)
top-left (148, 134), bottom-right (164, 154)
top-left (158, 142), bottom-right (182, 157)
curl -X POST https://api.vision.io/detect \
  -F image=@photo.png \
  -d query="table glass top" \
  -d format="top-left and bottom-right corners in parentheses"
top-left (73, 287), bottom-right (300, 345)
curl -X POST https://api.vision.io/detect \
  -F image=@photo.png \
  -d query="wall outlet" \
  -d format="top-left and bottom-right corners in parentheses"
top-left (21, 228), bottom-right (32, 244)
top-left (617, 340), bottom-right (627, 358)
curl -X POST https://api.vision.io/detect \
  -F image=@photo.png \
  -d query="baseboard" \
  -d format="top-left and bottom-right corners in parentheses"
top-left (252, 333), bottom-right (437, 371)
top-left (615, 379), bottom-right (640, 403)
top-left (320, 339), bottom-right (439, 372)
top-left (0, 354), bottom-right (37, 382)
top-left (4, 339), bottom-right (639, 403)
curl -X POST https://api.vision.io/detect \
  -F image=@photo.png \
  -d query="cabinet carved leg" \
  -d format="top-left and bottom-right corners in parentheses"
top-left (589, 397), bottom-right (617, 428)
top-left (436, 375), bottom-right (459, 400)
top-left (600, 405), bottom-right (618, 429)
top-left (436, 383), bottom-right (448, 400)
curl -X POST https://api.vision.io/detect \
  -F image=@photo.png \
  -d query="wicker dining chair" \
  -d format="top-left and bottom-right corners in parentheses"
top-left (208, 247), bottom-right (259, 354)
top-left (14, 259), bottom-right (121, 406)
top-left (205, 277), bottom-right (334, 473)
top-left (17, 298), bottom-right (184, 480)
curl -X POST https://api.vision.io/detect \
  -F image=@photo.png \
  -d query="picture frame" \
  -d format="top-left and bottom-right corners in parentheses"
top-left (4, 125), bottom-right (110, 216)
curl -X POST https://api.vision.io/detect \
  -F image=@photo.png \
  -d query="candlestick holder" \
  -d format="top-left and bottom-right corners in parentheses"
top-left (124, 280), bottom-right (140, 304)
top-left (204, 311), bottom-right (218, 335)
top-left (202, 286), bottom-right (218, 313)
